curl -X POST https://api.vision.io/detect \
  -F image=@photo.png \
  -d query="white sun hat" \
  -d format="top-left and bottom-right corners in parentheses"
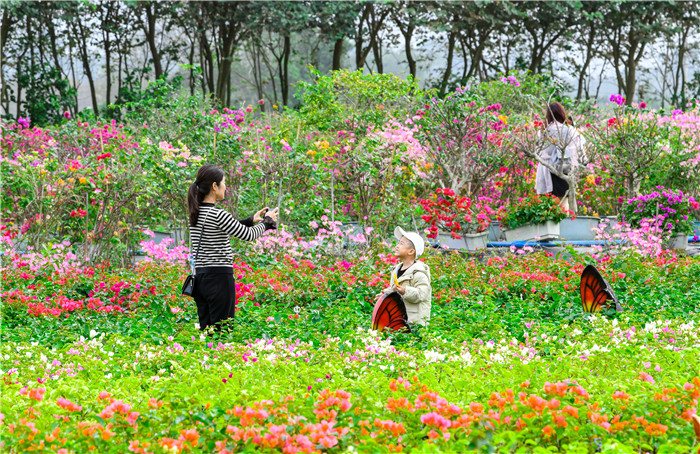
top-left (394, 226), bottom-right (425, 259)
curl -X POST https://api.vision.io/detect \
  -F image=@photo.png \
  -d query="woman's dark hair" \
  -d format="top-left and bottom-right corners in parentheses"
top-left (544, 102), bottom-right (567, 126)
top-left (188, 164), bottom-right (225, 227)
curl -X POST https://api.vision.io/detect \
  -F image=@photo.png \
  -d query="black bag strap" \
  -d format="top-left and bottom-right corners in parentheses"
top-left (191, 208), bottom-right (214, 274)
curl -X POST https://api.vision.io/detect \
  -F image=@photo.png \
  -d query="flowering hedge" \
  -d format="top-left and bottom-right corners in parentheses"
top-left (2, 315), bottom-right (699, 452)
top-left (621, 187), bottom-right (700, 236)
top-left (2, 236), bottom-right (700, 451)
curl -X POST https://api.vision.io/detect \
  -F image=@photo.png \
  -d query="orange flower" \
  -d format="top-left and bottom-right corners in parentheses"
top-left (28, 388), bottom-right (46, 401)
top-left (612, 391), bottom-right (630, 400)
top-left (542, 425), bottom-right (554, 438)
top-left (562, 405), bottom-right (579, 418)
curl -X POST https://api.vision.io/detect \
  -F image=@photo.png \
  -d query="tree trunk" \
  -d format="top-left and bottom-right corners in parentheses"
top-left (371, 35), bottom-right (383, 73)
top-left (197, 13), bottom-right (215, 95)
top-left (117, 42), bottom-right (123, 102)
top-left (332, 38), bottom-right (343, 70)
top-left (188, 36), bottom-right (195, 95)
top-left (458, 36), bottom-right (468, 82)
top-left (0, 8), bottom-right (12, 56)
top-left (260, 41), bottom-right (278, 106)
top-left (226, 67), bottom-right (231, 107)
top-left (355, 6), bottom-right (369, 69)
top-left (1, 9), bottom-right (16, 115)
top-left (104, 33), bottom-right (112, 105)
top-left (354, 5), bottom-right (387, 71)
top-left (143, 3), bottom-right (163, 79)
top-left (68, 37), bottom-right (78, 112)
top-left (215, 19), bottom-right (241, 105)
top-left (75, 21), bottom-right (99, 114)
top-left (674, 27), bottom-right (689, 105)
top-left (576, 26), bottom-right (596, 101)
top-left (400, 22), bottom-right (416, 79)
top-left (281, 34), bottom-right (290, 106)
top-left (438, 31), bottom-right (456, 96)
top-left (467, 30), bottom-right (489, 80)
top-left (46, 15), bottom-right (63, 74)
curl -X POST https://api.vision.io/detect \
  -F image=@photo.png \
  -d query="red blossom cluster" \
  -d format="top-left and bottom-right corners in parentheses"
top-left (420, 188), bottom-right (500, 239)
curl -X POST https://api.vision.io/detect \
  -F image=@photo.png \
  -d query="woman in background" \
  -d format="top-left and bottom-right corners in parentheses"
top-left (535, 102), bottom-right (582, 208)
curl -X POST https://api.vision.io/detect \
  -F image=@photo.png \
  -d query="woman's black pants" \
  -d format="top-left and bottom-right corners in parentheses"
top-left (550, 174), bottom-right (570, 199)
top-left (192, 267), bottom-right (235, 332)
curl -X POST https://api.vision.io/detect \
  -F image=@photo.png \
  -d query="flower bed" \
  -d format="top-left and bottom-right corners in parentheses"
top-left (2, 241), bottom-right (700, 451)
top-left (1, 318), bottom-right (699, 452)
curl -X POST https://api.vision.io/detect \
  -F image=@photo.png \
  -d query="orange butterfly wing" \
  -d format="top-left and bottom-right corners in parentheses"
top-left (580, 265), bottom-right (621, 313)
top-left (371, 291), bottom-right (411, 333)
top-left (693, 414), bottom-right (700, 443)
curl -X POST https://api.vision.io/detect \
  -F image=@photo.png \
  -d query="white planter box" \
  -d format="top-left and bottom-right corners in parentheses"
top-left (665, 234), bottom-right (688, 250)
top-left (504, 221), bottom-right (560, 242)
top-left (438, 231), bottom-right (488, 251)
top-left (560, 216), bottom-right (600, 241)
top-left (464, 232), bottom-right (488, 250)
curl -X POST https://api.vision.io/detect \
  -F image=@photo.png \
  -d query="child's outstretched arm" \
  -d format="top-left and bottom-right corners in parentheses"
top-left (401, 271), bottom-right (431, 305)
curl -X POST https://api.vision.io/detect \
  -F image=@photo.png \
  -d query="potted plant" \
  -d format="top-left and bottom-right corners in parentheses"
top-left (502, 193), bottom-right (572, 242)
top-left (419, 189), bottom-right (498, 251)
top-left (620, 187), bottom-right (699, 250)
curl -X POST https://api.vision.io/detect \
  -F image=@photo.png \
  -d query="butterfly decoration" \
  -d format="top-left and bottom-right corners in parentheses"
top-left (693, 414), bottom-right (700, 453)
top-left (580, 264), bottom-right (622, 313)
top-left (371, 291), bottom-right (411, 333)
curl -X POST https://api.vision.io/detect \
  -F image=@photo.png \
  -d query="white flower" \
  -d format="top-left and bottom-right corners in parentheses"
top-left (424, 350), bottom-right (446, 363)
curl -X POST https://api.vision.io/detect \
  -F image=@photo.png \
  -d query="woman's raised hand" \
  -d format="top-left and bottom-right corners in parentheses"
top-left (253, 207), bottom-right (269, 223)
top-left (265, 207), bottom-right (279, 223)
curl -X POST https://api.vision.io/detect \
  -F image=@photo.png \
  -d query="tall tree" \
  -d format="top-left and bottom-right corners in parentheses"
top-left (604, 1), bottom-right (673, 104)
top-left (311, 2), bottom-right (361, 71)
top-left (664, 5), bottom-right (700, 106)
top-left (70, 2), bottom-right (99, 114)
top-left (391, 1), bottom-right (430, 80)
top-left (508, 1), bottom-right (578, 74)
top-left (354, 3), bottom-right (390, 71)
top-left (196, 1), bottom-right (252, 106)
top-left (568, 3), bottom-right (605, 101)
top-left (247, 2), bottom-right (310, 106)
top-left (1, 3), bottom-right (23, 116)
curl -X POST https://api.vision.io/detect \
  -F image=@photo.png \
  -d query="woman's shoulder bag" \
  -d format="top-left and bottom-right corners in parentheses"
top-left (181, 208), bottom-right (214, 297)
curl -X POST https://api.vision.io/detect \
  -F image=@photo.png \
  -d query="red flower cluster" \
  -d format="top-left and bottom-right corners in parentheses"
top-left (420, 189), bottom-right (499, 239)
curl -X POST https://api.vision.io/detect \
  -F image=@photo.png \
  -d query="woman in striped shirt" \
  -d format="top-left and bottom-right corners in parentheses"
top-left (187, 164), bottom-right (278, 332)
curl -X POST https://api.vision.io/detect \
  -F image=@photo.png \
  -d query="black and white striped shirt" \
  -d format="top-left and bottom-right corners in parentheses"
top-left (191, 203), bottom-right (270, 267)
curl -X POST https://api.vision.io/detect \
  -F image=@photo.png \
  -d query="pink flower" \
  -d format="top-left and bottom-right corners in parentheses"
top-left (28, 387), bottom-right (46, 401)
top-left (98, 391), bottom-right (112, 400)
top-left (638, 372), bottom-right (655, 384)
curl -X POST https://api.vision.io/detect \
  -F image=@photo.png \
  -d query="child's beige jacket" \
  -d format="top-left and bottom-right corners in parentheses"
top-left (392, 261), bottom-right (432, 325)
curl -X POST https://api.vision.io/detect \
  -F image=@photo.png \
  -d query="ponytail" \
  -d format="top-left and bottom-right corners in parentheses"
top-left (188, 182), bottom-right (202, 227)
top-left (188, 164), bottom-right (225, 227)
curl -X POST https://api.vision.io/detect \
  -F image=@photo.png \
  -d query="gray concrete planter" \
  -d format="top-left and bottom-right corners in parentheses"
top-left (665, 234), bottom-right (688, 250)
top-left (438, 231), bottom-right (488, 250)
top-left (560, 216), bottom-right (601, 241)
top-left (504, 221), bottom-right (560, 242)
